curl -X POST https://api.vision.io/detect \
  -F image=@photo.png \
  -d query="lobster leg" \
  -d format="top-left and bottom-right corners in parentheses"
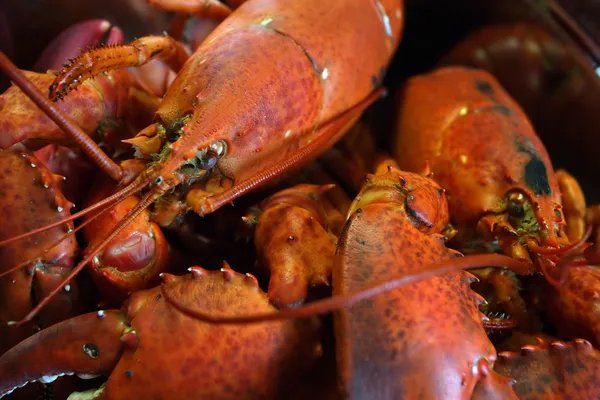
top-left (476, 215), bottom-right (532, 263)
top-left (556, 169), bottom-right (587, 243)
top-left (148, 0), bottom-right (235, 21)
top-left (0, 310), bottom-right (127, 397)
top-left (50, 36), bottom-right (190, 100)
top-left (471, 268), bottom-right (540, 333)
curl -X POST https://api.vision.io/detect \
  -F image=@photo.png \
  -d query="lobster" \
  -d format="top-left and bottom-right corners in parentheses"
top-left (0, 27), bottom-right (174, 399)
top-left (0, 151), bottom-right (534, 399)
top-left (0, 266), bottom-right (321, 399)
top-left (391, 66), bottom-right (583, 259)
top-left (389, 66), bottom-right (596, 331)
top-left (0, 18), bottom-right (174, 314)
top-left (438, 20), bottom-right (600, 258)
top-left (0, 0), bottom-right (404, 325)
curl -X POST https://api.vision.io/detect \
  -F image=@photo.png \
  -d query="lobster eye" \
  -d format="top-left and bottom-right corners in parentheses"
top-left (154, 176), bottom-right (164, 186)
top-left (507, 191), bottom-right (526, 218)
top-left (209, 140), bottom-right (227, 157)
top-left (197, 150), bottom-right (218, 170)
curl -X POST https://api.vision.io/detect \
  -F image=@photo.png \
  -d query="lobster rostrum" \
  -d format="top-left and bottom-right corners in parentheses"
top-left (0, 0), bottom-right (404, 325)
top-left (0, 266), bottom-right (321, 399)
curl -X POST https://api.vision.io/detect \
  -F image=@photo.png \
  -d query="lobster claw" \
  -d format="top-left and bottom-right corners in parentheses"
top-left (0, 310), bottom-right (127, 397)
top-left (252, 184), bottom-right (338, 308)
top-left (83, 167), bottom-right (170, 308)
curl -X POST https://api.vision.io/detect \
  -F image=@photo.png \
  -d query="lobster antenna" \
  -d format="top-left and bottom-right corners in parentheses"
top-left (201, 88), bottom-right (386, 214)
top-left (0, 51), bottom-right (123, 181)
top-left (0, 203), bottom-right (112, 279)
top-left (161, 253), bottom-right (532, 324)
top-left (8, 186), bottom-right (161, 326)
top-left (482, 318), bottom-right (517, 330)
top-left (0, 175), bottom-right (150, 248)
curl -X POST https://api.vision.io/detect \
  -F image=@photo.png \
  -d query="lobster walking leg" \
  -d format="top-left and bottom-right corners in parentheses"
top-left (0, 52), bottom-right (123, 181)
top-left (556, 169), bottom-right (587, 243)
top-left (50, 36), bottom-right (190, 100)
top-left (148, 0), bottom-right (235, 21)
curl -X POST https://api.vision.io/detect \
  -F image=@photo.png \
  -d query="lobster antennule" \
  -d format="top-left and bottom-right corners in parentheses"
top-left (0, 175), bottom-right (149, 248)
top-left (7, 182), bottom-right (160, 326)
top-left (161, 253), bottom-right (531, 324)
top-left (0, 51), bottom-right (122, 181)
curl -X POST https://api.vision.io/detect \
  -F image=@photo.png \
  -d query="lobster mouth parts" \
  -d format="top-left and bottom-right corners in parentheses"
top-left (474, 188), bottom-right (569, 264)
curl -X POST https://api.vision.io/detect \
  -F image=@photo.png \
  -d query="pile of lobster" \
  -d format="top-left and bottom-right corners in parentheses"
top-left (1, 0), bottom-right (600, 398)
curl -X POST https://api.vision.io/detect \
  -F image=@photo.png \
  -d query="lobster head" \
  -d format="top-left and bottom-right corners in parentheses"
top-left (392, 66), bottom-right (568, 263)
